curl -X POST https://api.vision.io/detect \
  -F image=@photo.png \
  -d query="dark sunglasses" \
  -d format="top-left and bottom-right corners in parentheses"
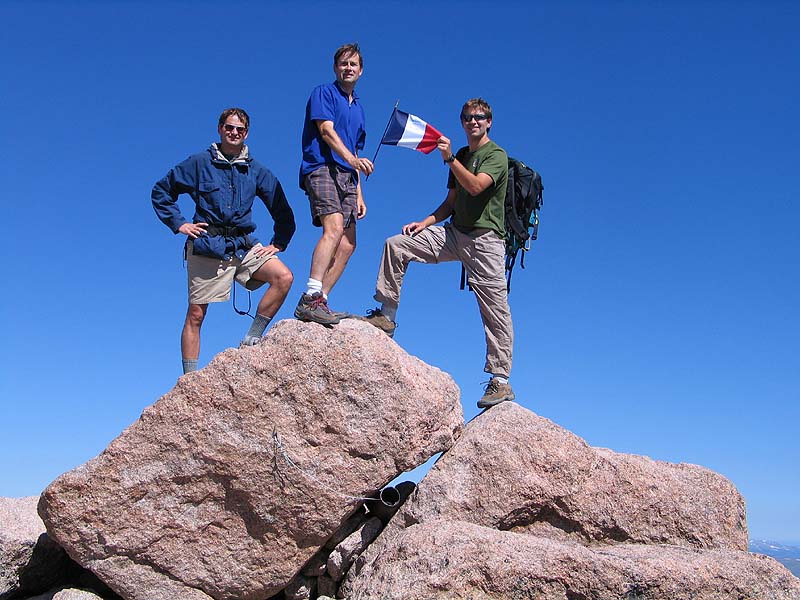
top-left (223, 124), bottom-right (247, 134)
top-left (461, 113), bottom-right (488, 122)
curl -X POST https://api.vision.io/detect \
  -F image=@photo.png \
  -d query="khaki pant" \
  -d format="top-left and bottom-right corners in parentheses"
top-left (374, 224), bottom-right (513, 378)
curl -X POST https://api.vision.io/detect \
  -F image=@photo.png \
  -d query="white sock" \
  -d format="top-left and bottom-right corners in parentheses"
top-left (380, 304), bottom-right (397, 321)
top-left (491, 375), bottom-right (509, 385)
top-left (306, 278), bottom-right (323, 296)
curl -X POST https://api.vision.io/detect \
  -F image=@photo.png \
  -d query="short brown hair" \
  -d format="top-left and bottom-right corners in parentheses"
top-left (334, 43), bottom-right (363, 68)
top-left (461, 98), bottom-right (492, 121)
top-left (218, 108), bottom-right (250, 130)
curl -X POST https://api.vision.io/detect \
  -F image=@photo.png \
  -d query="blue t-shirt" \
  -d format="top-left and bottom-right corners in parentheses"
top-left (299, 81), bottom-right (366, 188)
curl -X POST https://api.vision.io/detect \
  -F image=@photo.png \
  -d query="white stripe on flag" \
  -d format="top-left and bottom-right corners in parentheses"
top-left (397, 114), bottom-right (427, 149)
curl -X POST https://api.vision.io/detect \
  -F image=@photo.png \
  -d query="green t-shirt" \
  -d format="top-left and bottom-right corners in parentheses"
top-left (447, 140), bottom-right (508, 236)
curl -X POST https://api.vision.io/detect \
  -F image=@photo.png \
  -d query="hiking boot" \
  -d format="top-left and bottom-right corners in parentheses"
top-left (477, 379), bottom-right (515, 409)
top-left (363, 308), bottom-right (396, 338)
top-left (239, 335), bottom-right (263, 347)
top-left (294, 292), bottom-right (340, 325)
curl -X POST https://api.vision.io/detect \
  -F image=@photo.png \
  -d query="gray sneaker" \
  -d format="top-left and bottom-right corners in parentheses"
top-left (294, 292), bottom-right (340, 325)
top-left (477, 379), bottom-right (515, 409)
top-left (363, 308), bottom-right (397, 338)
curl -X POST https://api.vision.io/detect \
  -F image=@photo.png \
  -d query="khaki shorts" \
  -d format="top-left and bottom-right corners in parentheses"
top-left (186, 240), bottom-right (273, 305)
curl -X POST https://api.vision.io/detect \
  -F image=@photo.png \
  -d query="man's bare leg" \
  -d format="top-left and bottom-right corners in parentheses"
top-left (294, 213), bottom-right (344, 325)
top-left (181, 303), bottom-right (208, 372)
top-left (310, 212), bottom-right (345, 284)
top-left (253, 257), bottom-right (294, 317)
top-left (241, 258), bottom-right (294, 346)
top-left (322, 224), bottom-right (356, 297)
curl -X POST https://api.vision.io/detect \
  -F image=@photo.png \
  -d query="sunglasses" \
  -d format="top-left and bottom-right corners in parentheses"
top-left (223, 124), bottom-right (247, 134)
top-left (461, 113), bottom-right (488, 122)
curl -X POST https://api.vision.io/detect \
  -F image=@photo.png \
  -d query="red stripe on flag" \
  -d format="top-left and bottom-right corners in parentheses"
top-left (417, 123), bottom-right (443, 154)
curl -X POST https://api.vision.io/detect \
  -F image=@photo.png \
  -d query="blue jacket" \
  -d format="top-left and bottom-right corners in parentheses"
top-left (152, 145), bottom-right (296, 260)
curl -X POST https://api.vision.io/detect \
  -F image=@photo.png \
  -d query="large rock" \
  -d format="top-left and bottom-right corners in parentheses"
top-left (343, 520), bottom-right (800, 600)
top-left (326, 516), bottom-right (383, 581)
top-left (38, 319), bottom-right (462, 600)
top-left (343, 402), bottom-right (764, 598)
top-left (383, 402), bottom-right (746, 551)
top-left (0, 497), bottom-right (71, 599)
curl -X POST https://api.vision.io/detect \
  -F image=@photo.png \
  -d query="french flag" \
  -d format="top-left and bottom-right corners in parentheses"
top-left (380, 109), bottom-right (443, 154)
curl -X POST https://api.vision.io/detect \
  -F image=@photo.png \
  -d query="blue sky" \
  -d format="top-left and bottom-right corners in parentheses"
top-left (1, 1), bottom-right (798, 543)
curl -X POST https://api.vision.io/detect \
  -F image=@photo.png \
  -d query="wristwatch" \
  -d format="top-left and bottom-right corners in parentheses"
top-left (444, 153), bottom-right (456, 164)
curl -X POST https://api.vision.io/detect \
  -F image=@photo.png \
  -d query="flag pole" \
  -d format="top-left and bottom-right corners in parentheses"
top-left (366, 100), bottom-right (399, 179)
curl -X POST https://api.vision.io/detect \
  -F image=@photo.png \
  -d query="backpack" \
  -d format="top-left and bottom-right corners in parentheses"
top-left (503, 157), bottom-right (544, 292)
top-left (460, 157), bottom-right (544, 293)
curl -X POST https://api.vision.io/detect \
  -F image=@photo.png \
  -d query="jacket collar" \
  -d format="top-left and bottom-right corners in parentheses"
top-left (209, 143), bottom-right (251, 165)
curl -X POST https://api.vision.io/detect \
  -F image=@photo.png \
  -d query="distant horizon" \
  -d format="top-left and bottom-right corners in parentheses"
top-left (750, 539), bottom-right (800, 548)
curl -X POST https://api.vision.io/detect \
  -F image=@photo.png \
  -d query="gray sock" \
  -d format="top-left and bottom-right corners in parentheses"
top-left (380, 303), bottom-right (398, 321)
top-left (182, 359), bottom-right (198, 374)
top-left (242, 314), bottom-right (272, 346)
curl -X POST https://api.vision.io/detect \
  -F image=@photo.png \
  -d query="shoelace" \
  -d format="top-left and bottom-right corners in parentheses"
top-left (309, 295), bottom-right (333, 314)
top-left (366, 308), bottom-right (382, 318)
top-left (482, 379), bottom-right (500, 394)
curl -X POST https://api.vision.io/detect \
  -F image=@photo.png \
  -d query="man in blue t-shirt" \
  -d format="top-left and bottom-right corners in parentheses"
top-left (295, 43), bottom-right (374, 325)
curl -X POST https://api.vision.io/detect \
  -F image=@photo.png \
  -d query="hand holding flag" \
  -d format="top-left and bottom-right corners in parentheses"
top-left (368, 105), bottom-right (445, 176)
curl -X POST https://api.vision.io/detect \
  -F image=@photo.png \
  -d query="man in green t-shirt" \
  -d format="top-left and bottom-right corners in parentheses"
top-left (364, 98), bottom-right (515, 409)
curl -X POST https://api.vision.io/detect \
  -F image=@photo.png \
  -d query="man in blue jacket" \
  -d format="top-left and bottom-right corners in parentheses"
top-left (295, 43), bottom-right (374, 325)
top-left (152, 108), bottom-right (296, 374)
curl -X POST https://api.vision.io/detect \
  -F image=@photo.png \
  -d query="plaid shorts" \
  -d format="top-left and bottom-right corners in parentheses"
top-left (304, 166), bottom-right (358, 228)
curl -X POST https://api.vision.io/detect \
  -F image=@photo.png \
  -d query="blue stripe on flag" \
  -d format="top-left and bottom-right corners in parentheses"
top-left (381, 110), bottom-right (410, 145)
